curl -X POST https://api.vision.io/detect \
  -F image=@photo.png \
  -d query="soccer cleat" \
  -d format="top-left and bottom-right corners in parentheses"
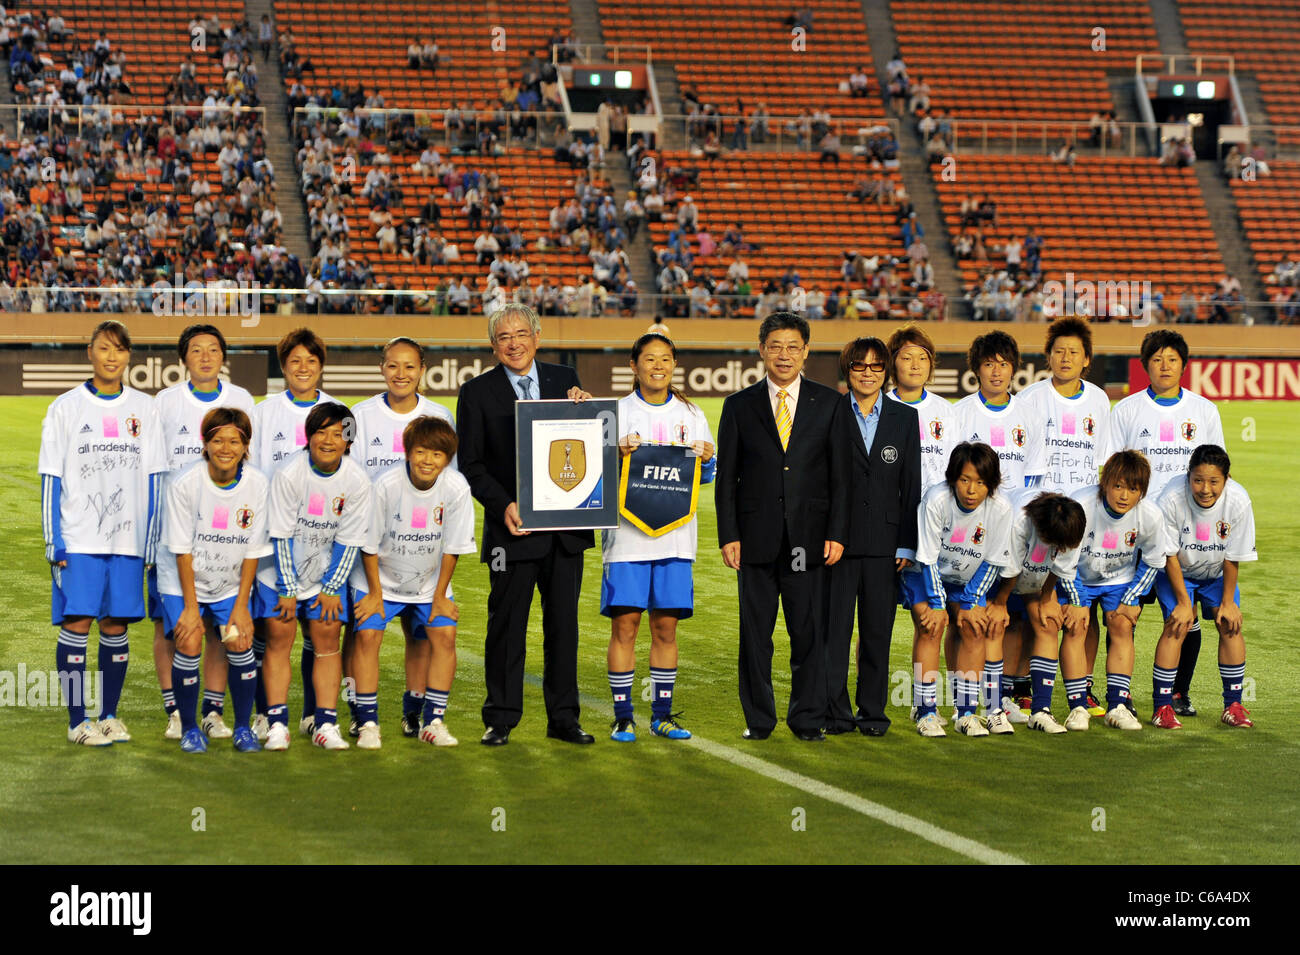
top-left (299, 715), bottom-right (315, 737)
top-left (164, 711), bottom-right (182, 740)
top-left (201, 712), bottom-right (232, 739)
top-left (68, 720), bottom-right (114, 746)
top-left (97, 717), bottom-right (131, 742)
top-left (1171, 693), bottom-right (1198, 717)
top-left (1014, 695), bottom-right (1034, 717)
top-left (179, 727), bottom-right (208, 753)
top-left (232, 726), bottom-right (262, 752)
top-left (910, 706), bottom-right (948, 726)
top-left (264, 723), bottom-right (291, 751)
top-left (251, 713), bottom-right (270, 742)
top-left (1220, 702), bottom-right (1254, 728)
top-left (916, 712), bottom-right (946, 737)
top-left (348, 718), bottom-right (360, 738)
top-left (313, 722), bottom-right (350, 749)
top-left (357, 721), bottom-right (382, 750)
top-left (1151, 705), bottom-right (1183, 729)
top-left (1085, 690), bottom-right (1106, 717)
top-left (1065, 706), bottom-right (1092, 731)
top-left (610, 717), bottom-right (637, 742)
top-left (1123, 698), bottom-right (1139, 717)
top-left (954, 714), bottom-right (989, 737)
top-left (401, 712), bottom-right (420, 738)
top-left (1105, 705), bottom-right (1143, 731)
top-left (419, 718), bottom-right (459, 747)
top-left (1028, 710), bottom-right (1067, 734)
top-left (651, 715), bottom-right (692, 739)
top-left (1000, 696), bottom-right (1029, 724)
top-left (986, 709), bottom-right (1015, 735)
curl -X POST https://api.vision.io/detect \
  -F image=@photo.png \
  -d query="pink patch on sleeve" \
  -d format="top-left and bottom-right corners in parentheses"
top-left (1196, 522), bottom-right (1212, 541)
top-left (989, 426), bottom-right (1005, 447)
top-left (1102, 531), bottom-right (1119, 550)
top-left (1061, 412), bottom-right (1076, 435)
top-left (1030, 544), bottom-right (1048, 563)
top-left (392, 430), bottom-right (404, 453)
top-left (211, 506), bottom-right (229, 530)
top-left (294, 422), bottom-right (307, 446)
top-left (949, 527), bottom-right (967, 543)
top-left (1159, 420), bottom-right (1175, 443)
top-left (308, 493), bottom-right (326, 516)
top-left (410, 506), bottom-right (428, 529)
top-left (102, 415), bottom-right (119, 437)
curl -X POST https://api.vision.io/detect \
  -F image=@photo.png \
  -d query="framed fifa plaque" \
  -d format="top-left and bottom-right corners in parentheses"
top-left (515, 399), bottom-right (620, 531)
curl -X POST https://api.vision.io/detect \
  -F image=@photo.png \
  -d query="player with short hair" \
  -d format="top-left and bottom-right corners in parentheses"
top-left (348, 416), bottom-right (477, 749)
top-left (157, 407), bottom-right (272, 752)
top-left (605, 333), bottom-right (715, 742)
top-left (151, 324), bottom-right (255, 741)
top-left (256, 403), bottom-right (371, 751)
top-left (40, 320), bottom-right (166, 745)
top-left (1150, 444), bottom-right (1256, 729)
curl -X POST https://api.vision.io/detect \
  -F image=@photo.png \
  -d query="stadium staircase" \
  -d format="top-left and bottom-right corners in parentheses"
top-left (649, 60), bottom-right (686, 150)
top-left (602, 159), bottom-right (659, 294)
top-left (1194, 162), bottom-right (1267, 314)
top-left (569, 0), bottom-right (606, 48)
top-left (1148, 0), bottom-right (1190, 56)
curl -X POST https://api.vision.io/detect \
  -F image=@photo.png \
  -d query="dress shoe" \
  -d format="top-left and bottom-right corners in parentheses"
top-left (824, 721), bottom-right (858, 736)
top-left (480, 725), bottom-right (511, 746)
top-left (742, 727), bottom-right (771, 740)
top-left (793, 728), bottom-right (825, 742)
top-left (859, 724), bottom-right (888, 737)
top-left (546, 724), bottom-right (595, 744)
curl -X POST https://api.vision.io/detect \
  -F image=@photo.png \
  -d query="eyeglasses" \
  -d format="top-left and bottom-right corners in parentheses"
top-left (763, 343), bottom-right (806, 356)
top-left (494, 331), bottom-right (535, 346)
top-left (849, 361), bottom-right (886, 374)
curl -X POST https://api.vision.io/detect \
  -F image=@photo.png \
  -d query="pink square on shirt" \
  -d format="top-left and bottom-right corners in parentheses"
top-left (919, 421), bottom-right (927, 442)
top-left (1159, 420), bottom-right (1175, 443)
top-left (102, 415), bottom-right (119, 438)
top-left (294, 422), bottom-right (307, 446)
top-left (411, 506), bottom-right (428, 529)
top-left (1196, 522), bottom-right (1212, 541)
top-left (211, 506), bottom-right (229, 530)
top-left (949, 527), bottom-right (967, 543)
top-left (392, 430), bottom-right (404, 453)
top-left (308, 493), bottom-right (326, 516)
top-left (1102, 531), bottom-right (1119, 550)
top-left (1030, 544), bottom-right (1048, 563)
top-left (989, 426), bottom-right (1005, 447)
top-left (1061, 412), bottom-right (1076, 435)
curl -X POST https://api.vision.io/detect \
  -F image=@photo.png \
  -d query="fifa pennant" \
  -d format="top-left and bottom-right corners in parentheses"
top-left (618, 443), bottom-right (701, 537)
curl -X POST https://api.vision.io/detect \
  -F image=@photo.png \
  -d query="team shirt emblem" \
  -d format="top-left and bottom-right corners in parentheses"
top-left (1124, 529), bottom-right (1138, 548)
top-left (433, 505), bottom-right (444, 526)
top-left (1011, 426), bottom-right (1026, 448)
top-left (1082, 416), bottom-right (1095, 436)
top-left (1216, 520), bottom-right (1230, 540)
top-left (929, 420), bottom-right (944, 440)
top-left (332, 495), bottom-right (346, 516)
top-left (1182, 420), bottom-right (1196, 441)
top-left (236, 507), bottom-right (254, 530)
top-left (126, 416), bottom-right (141, 438)
top-left (971, 523), bottom-right (985, 545)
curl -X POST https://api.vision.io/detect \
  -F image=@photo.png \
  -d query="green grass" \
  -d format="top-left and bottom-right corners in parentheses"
top-left (1, 396), bottom-right (1297, 864)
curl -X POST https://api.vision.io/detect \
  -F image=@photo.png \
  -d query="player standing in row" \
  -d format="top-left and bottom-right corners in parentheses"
top-left (157, 408), bottom-right (271, 752)
top-left (1109, 330), bottom-right (1224, 718)
top-left (604, 333), bottom-right (715, 742)
top-left (346, 338), bottom-right (456, 738)
top-left (151, 325), bottom-right (255, 741)
top-left (1151, 444), bottom-right (1256, 729)
top-left (248, 328), bottom-right (336, 740)
top-left (41, 320), bottom-right (166, 745)
top-left (256, 403), bottom-right (371, 751)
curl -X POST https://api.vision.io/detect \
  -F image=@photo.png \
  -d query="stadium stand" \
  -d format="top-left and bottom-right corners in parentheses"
top-left (1230, 161), bottom-right (1300, 321)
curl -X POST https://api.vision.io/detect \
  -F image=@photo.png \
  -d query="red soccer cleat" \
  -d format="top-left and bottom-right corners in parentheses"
top-left (1151, 704), bottom-right (1183, 729)
top-left (1220, 702), bottom-right (1254, 728)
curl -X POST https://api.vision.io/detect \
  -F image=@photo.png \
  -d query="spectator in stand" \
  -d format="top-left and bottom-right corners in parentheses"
top-left (1050, 141), bottom-right (1076, 167)
top-left (1088, 110), bottom-right (1105, 146)
top-left (848, 66), bottom-right (870, 99)
top-left (818, 131), bottom-right (841, 164)
top-left (1004, 235), bottom-right (1022, 279)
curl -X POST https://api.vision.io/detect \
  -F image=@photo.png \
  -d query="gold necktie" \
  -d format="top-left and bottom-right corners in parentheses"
top-left (776, 389), bottom-right (792, 451)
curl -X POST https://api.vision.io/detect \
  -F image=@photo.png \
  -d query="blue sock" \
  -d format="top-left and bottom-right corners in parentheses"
top-left (1220, 662), bottom-right (1245, 706)
top-left (982, 659), bottom-right (1003, 711)
top-left (252, 636), bottom-right (267, 715)
top-left (57, 628), bottom-right (89, 728)
top-left (1153, 665), bottom-right (1177, 710)
top-left (1065, 677), bottom-right (1089, 710)
top-left (1000, 672), bottom-right (1014, 700)
top-left (346, 681), bottom-right (358, 719)
top-left (315, 706), bottom-right (338, 728)
top-left (403, 689), bottom-right (424, 717)
top-left (201, 689), bottom-right (225, 717)
top-left (1106, 672), bottom-right (1132, 710)
top-left (1030, 656), bottom-right (1056, 712)
top-left (171, 652), bottom-right (202, 733)
top-left (300, 637), bottom-right (316, 721)
top-left (355, 692), bottom-right (378, 726)
top-left (227, 648), bottom-right (257, 729)
top-left (97, 627), bottom-right (129, 719)
top-left (956, 678), bottom-right (980, 718)
top-left (650, 666), bottom-right (677, 721)
top-left (915, 679), bottom-right (937, 716)
top-left (608, 669), bottom-right (634, 720)
top-left (267, 703), bottom-right (289, 727)
top-left (161, 688), bottom-right (176, 715)
top-left (422, 686), bottom-right (449, 725)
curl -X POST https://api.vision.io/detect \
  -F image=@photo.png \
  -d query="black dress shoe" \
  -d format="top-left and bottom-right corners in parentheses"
top-left (824, 721), bottom-right (858, 736)
top-left (1171, 693), bottom-right (1198, 717)
top-left (546, 724), bottom-right (595, 744)
top-left (742, 727), bottom-right (771, 740)
top-left (860, 725), bottom-right (888, 737)
top-left (793, 728), bottom-right (825, 742)
top-left (480, 725), bottom-right (511, 746)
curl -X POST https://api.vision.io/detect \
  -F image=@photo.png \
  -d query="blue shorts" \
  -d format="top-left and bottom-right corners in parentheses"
top-left (898, 569), bottom-right (929, 609)
top-left (51, 553), bottom-right (145, 625)
top-left (1155, 572), bottom-right (1241, 618)
top-left (253, 581), bottom-right (351, 623)
top-left (1066, 580), bottom-right (1137, 614)
top-left (600, 558), bottom-right (694, 618)
top-left (147, 565), bottom-right (162, 621)
top-left (350, 589), bottom-right (452, 635)
top-left (159, 592), bottom-right (238, 639)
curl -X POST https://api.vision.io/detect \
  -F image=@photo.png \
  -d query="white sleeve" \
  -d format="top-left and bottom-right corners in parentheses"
top-left (37, 400), bottom-right (65, 478)
top-left (245, 479), bottom-right (273, 559)
top-left (1106, 401), bottom-right (1131, 457)
top-left (348, 408), bottom-right (369, 464)
top-left (267, 467), bottom-right (299, 540)
top-left (1205, 401), bottom-right (1225, 450)
top-left (1003, 510), bottom-right (1029, 578)
top-left (144, 401), bottom-right (167, 475)
top-left (914, 493), bottom-right (946, 567)
top-left (1139, 502), bottom-right (1171, 570)
top-left (985, 501), bottom-right (1015, 569)
top-left (248, 402), bottom-right (266, 471)
top-left (165, 473), bottom-right (196, 556)
top-left (362, 479), bottom-right (386, 555)
top-left (1227, 492), bottom-right (1257, 564)
top-left (1024, 408), bottom-right (1047, 477)
top-left (444, 480), bottom-right (478, 556)
top-left (1050, 543), bottom-right (1082, 581)
top-left (336, 473), bottom-right (372, 548)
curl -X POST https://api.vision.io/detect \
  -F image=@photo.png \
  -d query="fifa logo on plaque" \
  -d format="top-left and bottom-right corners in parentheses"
top-left (549, 440), bottom-right (586, 491)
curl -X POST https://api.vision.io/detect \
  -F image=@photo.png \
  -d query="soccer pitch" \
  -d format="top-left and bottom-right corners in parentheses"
top-left (1, 395), bottom-right (1296, 864)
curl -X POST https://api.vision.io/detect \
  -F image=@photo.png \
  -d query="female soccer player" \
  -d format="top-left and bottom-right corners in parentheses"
top-left (40, 320), bottom-right (165, 745)
top-left (157, 407), bottom-right (271, 752)
top-left (347, 337), bottom-right (456, 738)
top-left (349, 416), bottom-right (476, 749)
top-left (604, 333), bottom-right (715, 742)
top-left (907, 442), bottom-right (1015, 737)
top-left (151, 324), bottom-right (255, 741)
top-left (1061, 450), bottom-right (1171, 731)
top-left (1150, 444), bottom-right (1256, 729)
top-left (256, 403), bottom-right (371, 751)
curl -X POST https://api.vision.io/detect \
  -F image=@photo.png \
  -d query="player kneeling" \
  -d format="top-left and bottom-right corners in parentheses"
top-left (255, 403), bottom-right (371, 751)
top-left (1151, 445), bottom-right (1256, 729)
top-left (349, 417), bottom-right (476, 749)
top-left (158, 408), bottom-right (271, 753)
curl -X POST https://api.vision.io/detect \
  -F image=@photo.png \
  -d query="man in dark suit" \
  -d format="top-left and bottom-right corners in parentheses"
top-left (824, 337), bottom-right (921, 737)
top-left (716, 311), bottom-right (849, 741)
top-left (456, 303), bottom-right (596, 745)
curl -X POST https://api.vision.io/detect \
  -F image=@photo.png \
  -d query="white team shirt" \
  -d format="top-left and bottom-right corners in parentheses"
top-left (154, 381), bottom-right (256, 478)
top-left (1108, 388), bottom-right (1224, 497)
top-left (915, 483), bottom-right (1015, 594)
top-left (1017, 378), bottom-right (1111, 495)
top-left (602, 391), bottom-right (715, 563)
top-left (1000, 488), bottom-right (1083, 595)
top-left (38, 383), bottom-right (167, 556)
top-left (952, 392), bottom-right (1047, 492)
top-left (349, 393), bottom-right (456, 478)
top-left (249, 389), bottom-right (338, 476)
top-left (158, 461), bottom-right (273, 602)
top-left (349, 465), bottom-right (477, 603)
top-left (888, 388), bottom-right (956, 493)
top-left (256, 450), bottom-right (372, 598)
top-left (1156, 477), bottom-right (1257, 582)
top-left (1070, 486), bottom-right (1169, 589)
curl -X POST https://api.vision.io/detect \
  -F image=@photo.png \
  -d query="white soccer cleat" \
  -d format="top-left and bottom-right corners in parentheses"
top-left (986, 709), bottom-right (1015, 735)
top-left (1065, 706), bottom-right (1092, 731)
top-left (313, 723), bottom-right (350, 750)
top-left (68, 720), bottom-right (113, 746)
top-left (252, 713), bottom-right (270, 742)
top-left (97, 717), bottom-right (131, 742)
top-left (915, 712), bottom-right (946, 738)
top-left (954, 714), bottom-right (989, 737)
top-left (357, 721), bottom-right (382, 750)
top-left (299, 715), bottom-right (316, 737)
top-left (1105, 705), bottom-right (1143, 731)
top-left (1028, 710), bottom-right (1068, 734)
top-left (164, 711), bottom-right (182, 740)
top-left (910, 706), bottom-right (948, 726)
top-left (419, 717), bottom-right (459, 747)
top-left (264, 722), bottom-right (291, 751)
top-left (201, 712), bottom-right (233, 739)
top-left (1000, 696), bottom-right (1030, 724)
